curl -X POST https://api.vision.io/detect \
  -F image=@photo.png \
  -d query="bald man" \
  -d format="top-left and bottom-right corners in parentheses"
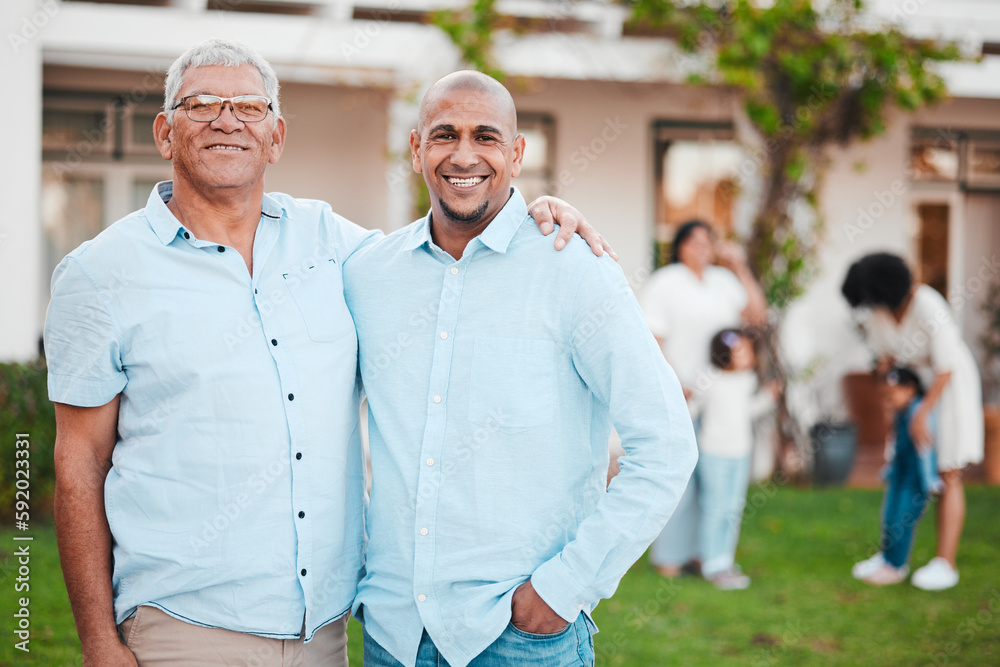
top-left (343, 71), bottom-right (697, 667)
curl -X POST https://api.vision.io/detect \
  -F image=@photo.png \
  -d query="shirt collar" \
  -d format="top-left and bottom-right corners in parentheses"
top-left (145, 181), bottom-right (284, 245)
top-left (402, 187), bottom-right (528, 255)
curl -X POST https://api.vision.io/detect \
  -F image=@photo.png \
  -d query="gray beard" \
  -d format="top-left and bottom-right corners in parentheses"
top-left (440, 197), bottom-right (489, 224)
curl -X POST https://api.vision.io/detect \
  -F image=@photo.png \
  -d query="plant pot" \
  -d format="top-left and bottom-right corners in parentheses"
top-left (811, 421), bottom-right (858, 487)
top-left (984, 405), bottom-right (1000, 485)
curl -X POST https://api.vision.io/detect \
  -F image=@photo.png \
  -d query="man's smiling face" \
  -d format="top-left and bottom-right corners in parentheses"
top-left (411, 87), bottom-right (524, 228)
top-left (155, 63), bottom-right (284, 195)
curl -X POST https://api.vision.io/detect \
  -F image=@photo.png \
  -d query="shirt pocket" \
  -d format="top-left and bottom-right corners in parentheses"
top-left (284, 259), bottom-right (343, 343)
top-left (469, 337), bottom-right (557, 432)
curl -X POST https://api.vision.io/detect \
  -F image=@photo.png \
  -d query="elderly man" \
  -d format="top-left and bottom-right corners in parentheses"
top-left (343, 71), bottom-right (697, 667)
top-left (44, 40), bottom-right (604, 666)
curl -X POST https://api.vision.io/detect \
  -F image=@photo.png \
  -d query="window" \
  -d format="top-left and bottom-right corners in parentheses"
top-left (909, 128), bottom-right (1000, 191)
top-left (653, 122), bottom-right (743, 267)
top-left (908, 130), bottom-right (960, 183)
top-left (42, 100), bottom-right (114, 155)
top-left (41, 93), bottom-right (171, 280)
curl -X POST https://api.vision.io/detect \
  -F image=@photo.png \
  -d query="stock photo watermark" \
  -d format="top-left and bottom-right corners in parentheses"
top-left (8, 0), bottom-right (60, 53)
top-left (11, 432), bottom-right (33, 653)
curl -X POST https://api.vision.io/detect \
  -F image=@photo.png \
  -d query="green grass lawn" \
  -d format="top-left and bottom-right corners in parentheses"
top-left (1, 485), bottom-right (998, 666)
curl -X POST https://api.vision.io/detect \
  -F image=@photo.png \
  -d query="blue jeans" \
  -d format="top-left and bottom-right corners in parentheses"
top-left (881, 439), bottom-right (932, 569)
top-left (696, 452), bottom-right (751, 577)
top-left (363, 613), bottom-right (595, 667)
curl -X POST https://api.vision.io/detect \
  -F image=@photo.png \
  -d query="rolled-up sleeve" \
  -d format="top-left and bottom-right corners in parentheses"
top-left (44, 255), bottom-right (126, 407)
top-left (529, 256), bottom-right (698, 621)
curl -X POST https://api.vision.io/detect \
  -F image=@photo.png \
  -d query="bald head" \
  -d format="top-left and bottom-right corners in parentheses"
top-left (417, 70), bottom-right (517, 137)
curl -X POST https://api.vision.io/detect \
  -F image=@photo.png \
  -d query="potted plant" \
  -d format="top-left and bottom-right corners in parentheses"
top-left (787, 356), bottom-right (859, 486)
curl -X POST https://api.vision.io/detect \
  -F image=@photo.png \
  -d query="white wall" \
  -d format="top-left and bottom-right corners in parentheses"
top-left (1, 0), bottom-right (44, 361)
top-left (263, 82), bottom-right (390, 229)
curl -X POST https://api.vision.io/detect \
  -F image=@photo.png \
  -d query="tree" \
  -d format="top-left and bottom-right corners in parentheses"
top-left (623, 0), bottom-right (961, 470)
top-left (432, 0), bottom-right (505, 82)
top-left (626, 0), bottom-right (961, 310)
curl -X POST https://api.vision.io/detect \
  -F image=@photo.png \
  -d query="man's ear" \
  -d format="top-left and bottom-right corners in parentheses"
top-left (268, 116), bottom-right (287, 165)
top-left (510, 133), bottom-right (526, 179)
top-left (410, 129), bottom-right (422, 174)
top-left (153, 112), bottom-right (173, 160)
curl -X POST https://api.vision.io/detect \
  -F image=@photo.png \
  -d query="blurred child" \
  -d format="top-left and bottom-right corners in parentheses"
top-left (853, 366), bottom-right (942, 586)
top-left (693, 329), bottom-right (780, 590)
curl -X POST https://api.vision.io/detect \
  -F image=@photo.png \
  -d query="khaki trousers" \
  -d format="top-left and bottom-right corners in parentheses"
top-left (117, 605), bottom-right (349, 666)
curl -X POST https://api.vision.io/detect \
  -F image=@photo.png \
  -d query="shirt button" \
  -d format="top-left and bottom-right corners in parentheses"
top-left (298, 511), bottom-right (305, 518)
top-left (301, 569), bottom-right (307, 576)
top-left (217, 246), bottom-right (225, 253)
top-left (296, 452), bottom-right (302, 460)
top-left (433, 395), bottom-right (442, 404)
top-left (426, 458), bottom-right (434, 466)
top-left (183, 231), bottom-right (190, 239)
top-left (288, 393), bottom-right (294, 401)
top-left (450, 267), bottom-right (459, 275)
top-left (271, 339), bottom-right (278, 346)
top-left (420, 527), bottom-right (428, 536)
top-left (418, 594), bottom-right (426, 602)
top-left (440, 332), bottom-right (448, 340)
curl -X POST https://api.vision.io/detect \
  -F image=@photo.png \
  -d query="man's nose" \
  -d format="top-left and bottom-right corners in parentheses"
top-left (210, 102), bottom-right (244, 131)
top-left (449, 136), bottom-right (480, 168)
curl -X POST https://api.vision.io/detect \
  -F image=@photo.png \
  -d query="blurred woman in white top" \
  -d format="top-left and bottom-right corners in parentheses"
top-left (639, 220), bottom-right (767, 576)
top-left (842, 252), bottom-right (982, 591)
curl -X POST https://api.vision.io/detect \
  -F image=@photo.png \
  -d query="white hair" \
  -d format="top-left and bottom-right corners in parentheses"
top-left (163, 39), bottom-right (281, 124)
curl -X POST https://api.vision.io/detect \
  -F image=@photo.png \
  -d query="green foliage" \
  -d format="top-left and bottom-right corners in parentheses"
top-left (412, 170), bottom-right (432, 220)
top-left (432, 0), bottom-right (506, 80)
top-left (624, 0), bottom-right (961, 307)
top-left (0, 360), bottom-right (56, 516)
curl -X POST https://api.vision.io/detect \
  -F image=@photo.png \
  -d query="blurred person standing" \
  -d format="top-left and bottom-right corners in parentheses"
top-left (692, 329), bottom-right (781, 589)
top-left (842, 252), bottom-right (983, 590)
top-left (639, 220), bottom-right (767, 577)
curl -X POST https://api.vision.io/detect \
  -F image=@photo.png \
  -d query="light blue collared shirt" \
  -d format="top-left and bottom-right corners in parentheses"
top-left (44, 182), bottom-right (378, 639)
top-left (344, 188), bottom-right (697, 667)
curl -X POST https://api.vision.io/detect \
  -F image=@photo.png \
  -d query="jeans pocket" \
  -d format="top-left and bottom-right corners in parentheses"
top-left (506, 620), bottom-right (574, 641)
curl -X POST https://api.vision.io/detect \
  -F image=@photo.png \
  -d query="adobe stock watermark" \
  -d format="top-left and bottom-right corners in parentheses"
top-left (841, 179), bottom-right (907, 244)
top-left (548, 116), bottom-right (628, 196)
top-left (923, 588), bottom-right (1000, 667)
top-left (597, 576), bottom-right (682, 663)
top-left (841, 127), bottom-right (958, 244)
top-left (8, 0), bottom-right (60, 53)
top-left (50, 66), bottom-right (164, 178)
top-left (340, 0), bottom-right (403, 61)
top-left (188, 453), bottom-right (291, 555)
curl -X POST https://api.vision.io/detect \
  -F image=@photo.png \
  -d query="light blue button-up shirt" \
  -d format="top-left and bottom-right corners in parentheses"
top-left (344, 188), bottom-right (697, 667)
top-left (44, 182), bottom-right (377, 640)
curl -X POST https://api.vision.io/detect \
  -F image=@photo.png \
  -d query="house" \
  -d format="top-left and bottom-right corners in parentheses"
top-left (4, 0), bottom-right (1000, 418)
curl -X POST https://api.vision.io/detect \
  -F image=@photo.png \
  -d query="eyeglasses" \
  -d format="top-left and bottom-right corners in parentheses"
top-left (172, 95), bottom-right (273, 123)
